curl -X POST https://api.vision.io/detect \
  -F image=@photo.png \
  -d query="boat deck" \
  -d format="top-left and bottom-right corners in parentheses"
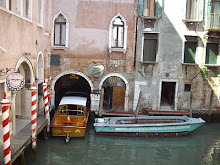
top-left (103, 110), bottom-right (190, 116)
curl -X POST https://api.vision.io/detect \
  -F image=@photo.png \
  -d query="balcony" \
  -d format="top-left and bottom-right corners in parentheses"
top-left (206, 13), bottom-right (220, 31)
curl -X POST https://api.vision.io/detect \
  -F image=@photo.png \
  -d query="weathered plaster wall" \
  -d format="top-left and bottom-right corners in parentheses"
top-left (0, 0), bottom-right (53, 143)
top-left (50, 0), bottom-right (137, 111)
top-left (135, 0), bottom-right (220, 114)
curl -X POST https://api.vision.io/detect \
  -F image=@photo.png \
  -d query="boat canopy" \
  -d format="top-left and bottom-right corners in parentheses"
top-left (59, 96), bottom-right (87, 106)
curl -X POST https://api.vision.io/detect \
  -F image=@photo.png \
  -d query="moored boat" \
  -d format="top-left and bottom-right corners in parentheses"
top-left (50, 95), bottom-right (89, 140)
top-left (93, 116), bottom-right (205, 137)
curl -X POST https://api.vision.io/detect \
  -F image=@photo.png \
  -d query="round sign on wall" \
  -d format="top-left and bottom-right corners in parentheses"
top-left (6, 73), bottom-right (25, 91)
top-left (91, 64), bottom-right (104, 77)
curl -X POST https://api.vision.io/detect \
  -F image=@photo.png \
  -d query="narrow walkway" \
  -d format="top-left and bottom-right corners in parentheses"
top-left (16, 118), bottom-right (31, 134)
top-left (0, 115), bottom-right (48, 164)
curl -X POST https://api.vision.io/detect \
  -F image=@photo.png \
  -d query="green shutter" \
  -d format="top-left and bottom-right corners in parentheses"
top-left (138, 0), bottom-right (144, 16)
top-left (206, 43), bottom-right (218, 64)
top-left (143, 39), bottom-right (157, 61)
top-left (184, 42), bottom-right (196, 63)
top-left (155, 0), bottom-right (162, 18)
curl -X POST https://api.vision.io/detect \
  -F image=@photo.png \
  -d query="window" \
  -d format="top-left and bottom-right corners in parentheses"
top-left (0, 0), bottom-right (32, 19)
top-left (22, 0), bottom-right (31, 19)
top-left (184, 36), bottom-right (197, 63)
top-left (143, 33), bottom-right (158, 62)
top-left (205, 43), bottom-right (219, 64)
top-left (37, 0), bottom-right (43, 26)
top-left (109, 14), bottom-right (127, 52)
top-left (112, 17), bottom-right (124, 48)
top-left (209, 0), bottom-right (220, 29)
top-left (139, 0), bottom-right (162, 17)
top-left (143, 0), bottom-right (154, 17)
top-left (211, 0), bottom-right (220, 14)
top-left (184, 84), bottom-right (191, 92)
top-left (186, 0), bottom-right (197, 20)
top-left (53, 12), bottom-right (68, 48)
top-left (0, 0), bottom-right (7, 8)
top-left (184, 0), bottom-right (204, 21)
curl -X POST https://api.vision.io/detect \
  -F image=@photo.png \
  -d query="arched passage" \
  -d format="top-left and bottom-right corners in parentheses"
top-left (37, 52), bottom-right (44, 82)
top-left (51, 71), bottom-right (94, 110)
top-left (99, 73), bottom-right (129, 111)
top-left (14, 57), bottom-right (34, 120)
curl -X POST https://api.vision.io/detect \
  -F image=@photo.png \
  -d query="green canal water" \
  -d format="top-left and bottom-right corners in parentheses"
top-left (24, 119), bottom-right (220, 165)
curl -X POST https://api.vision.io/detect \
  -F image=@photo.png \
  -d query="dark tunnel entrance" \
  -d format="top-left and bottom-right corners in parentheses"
top-left (54, 74), bottom-right (91, 109)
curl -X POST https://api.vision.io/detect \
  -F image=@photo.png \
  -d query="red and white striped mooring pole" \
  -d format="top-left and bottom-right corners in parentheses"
top-left (42, 80), bottom-right (50, 132)
top-left (31, 82), bottom-right (37, 149)
top-left (1, 92), bottom-right (11, 165)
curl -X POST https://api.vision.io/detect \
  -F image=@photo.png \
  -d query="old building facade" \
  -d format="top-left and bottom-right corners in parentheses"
top-left (135, 0), bottom-right (220, 115)
top-left (0, 0), bottom-right (53, 144)
top-left (49, 0), bottom-right (137, 115)
top-left (0, 0), bottom-right (219, 146)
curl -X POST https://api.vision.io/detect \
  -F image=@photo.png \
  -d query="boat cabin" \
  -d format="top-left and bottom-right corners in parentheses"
top-left (51, 96), bottom-right (89, 137)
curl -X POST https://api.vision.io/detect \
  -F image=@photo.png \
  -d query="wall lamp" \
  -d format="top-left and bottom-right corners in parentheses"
top-left (0, 68), bottom-right (15, 76)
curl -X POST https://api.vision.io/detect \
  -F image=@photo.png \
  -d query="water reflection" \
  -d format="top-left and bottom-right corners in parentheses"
top-left (202, 137), bottom-right (220, 165)
top-left (25, 122), bottom-right (220, 165)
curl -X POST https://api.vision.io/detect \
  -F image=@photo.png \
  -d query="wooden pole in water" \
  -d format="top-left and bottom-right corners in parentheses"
top-left (1, 92), bottom-right (11, 165)
top-left (189, 91), bottom-right (193, 117)
top-left (31, 82), bottom-right (37, 149)
top-left (98, 88), bottom-right (104, 117)
top-left (42, 80), bottom-right (50, 132)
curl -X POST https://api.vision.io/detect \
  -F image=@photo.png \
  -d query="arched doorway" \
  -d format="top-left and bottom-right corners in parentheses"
top-left (37, 52), bottom-right (44, 114)
top-left (54, 73), bottom-right (91, 109)
top-left (99, 74), bottom-right (129, 112)
top-left (13, 57), bottom-right (34, 134)
top-left (15, 62), bottom-right (32, 119)
top-left (37, 52), bottom-right (44, 82)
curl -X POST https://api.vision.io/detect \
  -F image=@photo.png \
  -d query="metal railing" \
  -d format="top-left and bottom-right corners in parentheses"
top-left (206, 13), bottom-right (220, 31)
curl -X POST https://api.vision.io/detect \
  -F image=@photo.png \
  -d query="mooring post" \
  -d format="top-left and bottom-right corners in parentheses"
top-left (20, 147), bottom-right (25, 165)
top-left (42, 80), bottom-right (50, 132)
top-left (189, 91), bottom-right (193, 117)
top-left (1, 92), bottom-right (11, 165)
top-left (42, 126), bottom-right (48, 140)
top-left (31, 82), bottom-right (37, 158)
top-left (98, 88), bottom-right (104, 117)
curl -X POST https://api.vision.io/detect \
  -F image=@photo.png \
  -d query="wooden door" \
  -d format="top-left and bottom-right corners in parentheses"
top-left (112, 87), bottom-right (125, 110)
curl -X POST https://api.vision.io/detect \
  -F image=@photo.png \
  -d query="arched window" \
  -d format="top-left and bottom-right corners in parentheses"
top-left (54, 14), bottom-right (66, 46)
top-left (112, 17), bottom-right (124, 48)
top-left (109, 14), bottom-right (127, 53)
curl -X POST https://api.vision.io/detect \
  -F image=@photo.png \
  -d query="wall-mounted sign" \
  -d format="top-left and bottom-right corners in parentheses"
top-left (92, 64), bottom-right (104, 77)
top-left (6, 73), bottom-right (25, 91)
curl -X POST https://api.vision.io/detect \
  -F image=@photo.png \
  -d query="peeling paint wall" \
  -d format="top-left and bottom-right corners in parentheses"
top-left (0, 0), bottom-right (53, 144)
top-left (50, 0), bottom-right (137, 112)
top-left (135, 0), bottom-right (220, 114)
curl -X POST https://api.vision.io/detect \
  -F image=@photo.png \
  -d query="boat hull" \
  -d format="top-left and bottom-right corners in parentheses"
top-left (95, 131), bottom-right (189, 137)
top-left (51, 126), bottom-right (87, 137)
top-left (94, 116), bottom-right (205, 137)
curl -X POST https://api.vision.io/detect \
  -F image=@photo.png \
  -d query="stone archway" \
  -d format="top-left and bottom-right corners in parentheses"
top-left (14, 57), bottom-right (34, 120)
top-left (50, 70), bottom-right (94, 110)
top-left (37, 52), bottom-right (44, 82)
top-left (10, 57), bottom-right (34, 135)
top-left (99, 73), bottom-right (129, 112)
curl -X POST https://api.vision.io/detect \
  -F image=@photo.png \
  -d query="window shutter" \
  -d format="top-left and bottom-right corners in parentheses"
top-left (155, 0), bottom-right (162, 18)
top-left (198, 0), bottom-right (204, 21)
top-left (138, 0), bottom-right (144, 16)
top-left (206, 43), bottom-right (218, 64)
